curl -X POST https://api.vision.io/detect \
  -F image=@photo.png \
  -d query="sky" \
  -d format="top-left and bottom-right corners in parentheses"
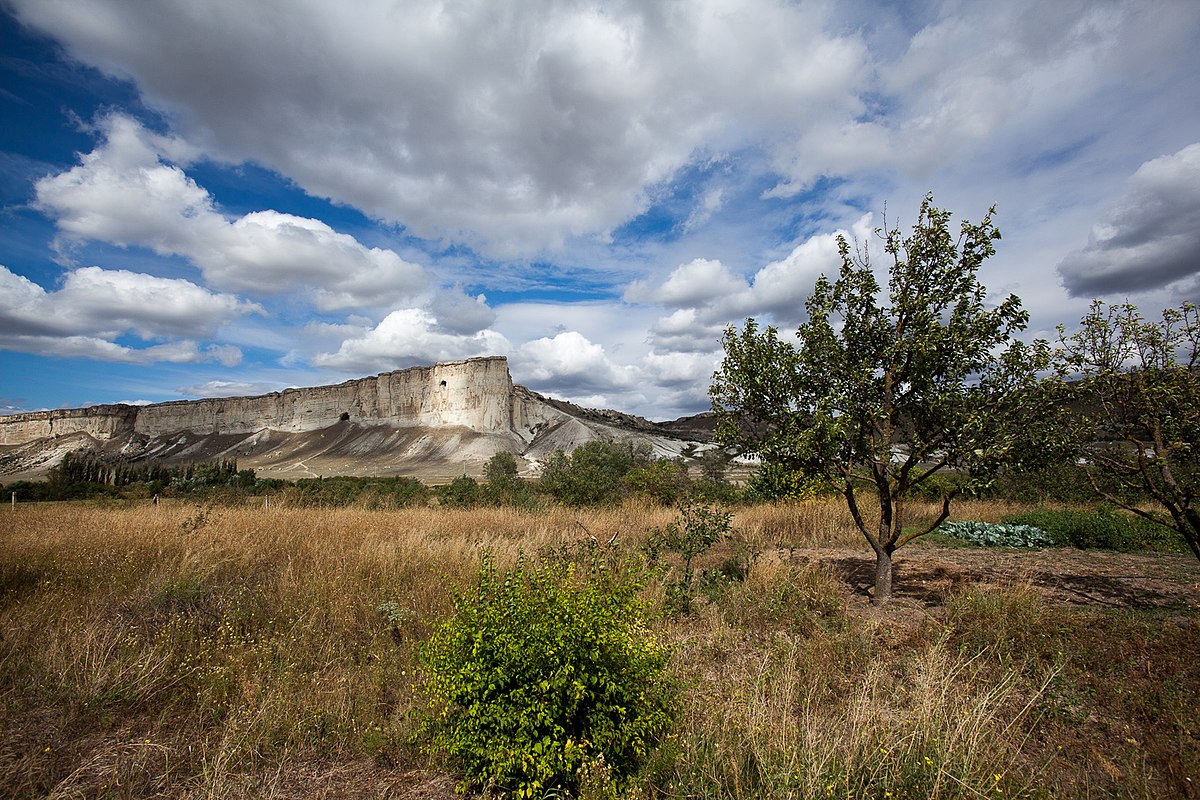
top-left (1, 0), bottom-right (1198, 421)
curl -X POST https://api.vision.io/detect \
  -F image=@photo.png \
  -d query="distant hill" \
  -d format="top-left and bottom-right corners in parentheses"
top-left (0, 357), bottom-right (713, 482)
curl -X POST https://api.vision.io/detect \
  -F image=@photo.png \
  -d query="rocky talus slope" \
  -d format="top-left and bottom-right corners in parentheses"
top-left (0, 357), bottom-right (711, 481)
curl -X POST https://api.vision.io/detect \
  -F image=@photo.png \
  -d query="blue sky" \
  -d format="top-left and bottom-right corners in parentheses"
top-left (2, 0), bottom-right (1198, 420)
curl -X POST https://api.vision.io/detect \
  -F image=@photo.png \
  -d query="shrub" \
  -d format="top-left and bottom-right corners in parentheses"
top-left (646, 503), bottom-right (735, 613)
top-left (438, 475), bottom-right (481, 508)
top-left (744, 461), bottom-right (825, 502)
top-left (1002, 507), bottom-right (1185, 552)
top-left (624, 459), bottom-right (690, 505)
top-left (936, 521), bottom-right (1055, 548)
top-left (539, 441), bottom-right (651, 506)
top-left (418, 552), bottom-right (675, 797)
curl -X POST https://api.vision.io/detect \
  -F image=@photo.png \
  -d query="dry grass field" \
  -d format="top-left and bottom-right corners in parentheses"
top-left (1, 498), bottom-right (1197, 798)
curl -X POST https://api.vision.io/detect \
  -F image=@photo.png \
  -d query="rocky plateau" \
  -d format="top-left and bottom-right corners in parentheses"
top-left (0, 356), bottom-right (714, 482)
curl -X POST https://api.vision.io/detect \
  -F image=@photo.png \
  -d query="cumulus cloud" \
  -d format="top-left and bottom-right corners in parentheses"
top-left (35, 114), bottom-right (429, 310)
top-left (0, 264), bottom-right (258, 363)
top-left (177, 379), bottom-right (280, 398)
top-left (10, 0), bottom-right (876, 254)
top-left (625, 258), bottom-right (749, 310)
top-left (429, 288), bottom-right (498, 335)
top-left (312, 308), bottom-right (511, 374)
top-left (0, 334), bottom-right (240, 366)
top-left (514, 331), bottom-right (638, 399)
top-left (628, 215), bottom-right (872, 358)
top-left (1057, 143), bottom-right (1200, 296)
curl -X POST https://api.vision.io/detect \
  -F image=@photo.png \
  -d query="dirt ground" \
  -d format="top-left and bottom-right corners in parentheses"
top-left (812, 543), bottom-right (1200, 611)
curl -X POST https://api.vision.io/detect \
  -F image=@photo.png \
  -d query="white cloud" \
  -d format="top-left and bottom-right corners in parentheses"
top-left (1057, 143), bottom-right (1200, 296)
top-left (0, 264), bottom-right (257, 363)
top-left (312, 308), bottom-right (511, 374)
top-left (177, 379), bottom-right (279, 398)
top-left (35, 114), bottom-right (429, 310)
top-left (429, 287), bottom-right (498, 335)
top-left (625, 258), bottom-right (749, 309)
top-left (631, 215), bottom-right (873, 356)
top-left (0, 334), bottom-right (237, 366)
top-left (514, 330), bottom-right (639, 399)
top-left (10, 0), bottom-right (875, 255)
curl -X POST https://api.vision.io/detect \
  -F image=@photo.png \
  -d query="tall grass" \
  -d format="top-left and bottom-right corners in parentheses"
top-left (1, 498), bottom-right (1195, 798)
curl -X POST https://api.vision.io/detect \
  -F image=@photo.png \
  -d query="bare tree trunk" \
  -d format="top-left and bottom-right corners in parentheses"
top-left (872, 546), bottom-right (893, 605)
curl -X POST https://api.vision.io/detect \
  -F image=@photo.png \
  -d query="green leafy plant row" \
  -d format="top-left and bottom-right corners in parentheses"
top-left (937, 521), bottom-right (1055, 548)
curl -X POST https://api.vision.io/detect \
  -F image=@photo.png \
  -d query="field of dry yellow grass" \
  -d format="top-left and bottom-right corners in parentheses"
top-left (1, 498), bottom-right (1197, 798)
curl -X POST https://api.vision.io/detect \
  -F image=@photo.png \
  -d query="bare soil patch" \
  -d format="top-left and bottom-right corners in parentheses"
top-left (799, 544), bottom-right (1200, 611)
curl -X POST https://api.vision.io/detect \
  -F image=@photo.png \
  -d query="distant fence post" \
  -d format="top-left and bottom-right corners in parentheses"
top-left (264, 496), bottom-right (269, 512)
top-left (10, 491), bottom-right (14, 510)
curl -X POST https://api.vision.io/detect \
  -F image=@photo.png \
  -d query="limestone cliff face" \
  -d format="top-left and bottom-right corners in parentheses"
top-left (0, 357), bottom-right (525, 445)
top-left (0, 356), bottom-right (704, 480)
top-left (0, 404), bottom-right (138, 445)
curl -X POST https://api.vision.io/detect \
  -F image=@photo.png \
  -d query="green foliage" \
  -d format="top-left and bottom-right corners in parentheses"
top-left (936, 521), bottom-right (1055, 548)
top-left (692, 447), bottom-right (734, 483)
top-left (539, 440), bottom-right (652, 506)
top-left (290, 475), bottom-right (427, 508)
top-left (292, 476), bottom-right (364, 507)
top-left (711, 194), bottom-right (1053, 601)
top-left (481, 451), bottom-right (537, 507)
top-left (1055, 300), bottom-right (1200, 560)
top-left (624, 459), bottom-right (690, 505)
top-left (745, 460), bottom-right (825, 502)
top-left (646, 503), bottom-right (734, 612)
top-left (418, 552), bottom-right (675, 797)
top-left (169, 460), bottom-right (253, 492)
top-left (1002, 507), bottom-right (1185, 553)
top-left (438, 474), bottom-right (481, 508)
top-left (985, 461), bottom-right (1102, 505)
top-left (483, 450), bottom-right (519, 484)
top-left (26, 452), bottom-right (252, 499)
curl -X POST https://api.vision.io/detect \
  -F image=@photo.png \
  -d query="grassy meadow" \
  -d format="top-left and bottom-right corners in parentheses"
top-left (1, 498), bottom-right (1197, 798)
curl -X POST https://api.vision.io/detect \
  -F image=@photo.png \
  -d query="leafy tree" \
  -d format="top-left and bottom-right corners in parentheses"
top-left (539, 440), bottom-right (651, 506)
top-left (482, 450), bottom-right (536, 507)
top-left (623, 459), bottom-right (689, 505)
top-left (1055, 300), bottom-right (1200, 560)
top-left (711, 195), bottom-right (1051, 603)
top-left (483, 450), bottom-right (520, 485)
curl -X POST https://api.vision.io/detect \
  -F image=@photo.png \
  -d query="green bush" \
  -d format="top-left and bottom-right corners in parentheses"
top-left (744, 460), bottom-right (825, 501)
top-left (418, 552), bottom-right (675, 798)
top-left (539, 441), bottom-right (651, 506)
top-left (646, 503), bottom-right (734, 612)
top-left (936, 521), bottom-right (1055, 548)
top-left (623, 459), bottom-right (690, 505)
top-left (438, 474), bottom-right (481, 508)
top-left (1002, 507), bottom-right (1185, 552)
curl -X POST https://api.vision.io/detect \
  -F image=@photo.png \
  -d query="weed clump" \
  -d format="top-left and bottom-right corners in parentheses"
top-left (417, 550), bottom-right (675, 797)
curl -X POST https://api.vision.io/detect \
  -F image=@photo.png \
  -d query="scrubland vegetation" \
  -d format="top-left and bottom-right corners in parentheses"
top-left (1, 498), bottom-right (1196, 798)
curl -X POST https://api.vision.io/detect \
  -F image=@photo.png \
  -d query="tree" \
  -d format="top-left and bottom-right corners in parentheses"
top-left (1056, 300), bottom-right (1200, 560)
top-left (539, 440), bottom-right (651, 506)
top-left (711, 195), bottom-right (1051, 603)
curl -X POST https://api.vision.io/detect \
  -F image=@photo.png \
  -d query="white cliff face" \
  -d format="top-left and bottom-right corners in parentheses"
top-left (0, 356), bottom-right (704, 480)
top-left (0, 357), bottom-right (519, 444)
top-left (0, 405), bottom-right (137, 445)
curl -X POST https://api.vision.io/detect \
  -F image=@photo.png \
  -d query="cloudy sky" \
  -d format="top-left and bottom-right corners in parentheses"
top-left (2, 0), bottom-right (1198, 420)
